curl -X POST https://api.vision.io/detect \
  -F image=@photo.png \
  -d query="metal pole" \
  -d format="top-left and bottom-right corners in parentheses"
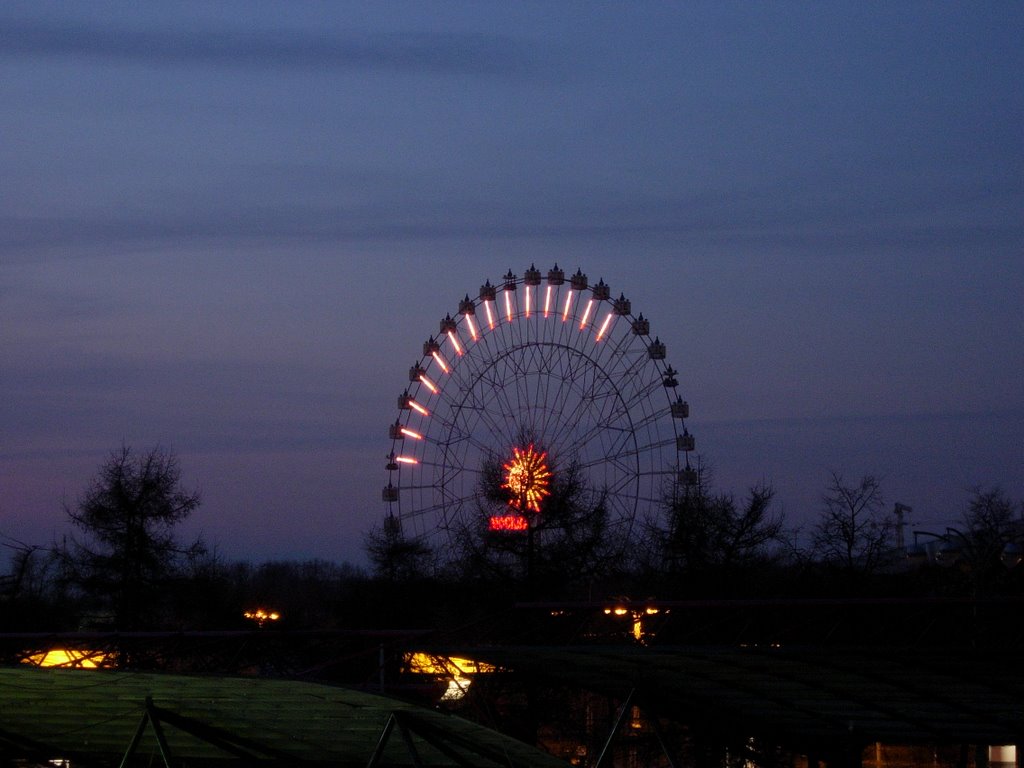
top-left (593, 688), bottom-right (636, 768)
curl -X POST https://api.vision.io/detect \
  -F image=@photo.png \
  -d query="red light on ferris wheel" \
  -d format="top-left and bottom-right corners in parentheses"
top-left (488, 514), bottom-right (529, 532)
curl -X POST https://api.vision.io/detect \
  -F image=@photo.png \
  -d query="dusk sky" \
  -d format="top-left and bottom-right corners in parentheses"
top-left (2, 3), bottom-right (1022, 566)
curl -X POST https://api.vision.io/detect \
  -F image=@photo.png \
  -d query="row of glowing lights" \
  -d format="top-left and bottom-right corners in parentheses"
top-left (465, 285), bottom-right (615, 338)
top-left (389, 287), bottom-right (618, 468)
top-left (430, 291), bottom-right (616, 400)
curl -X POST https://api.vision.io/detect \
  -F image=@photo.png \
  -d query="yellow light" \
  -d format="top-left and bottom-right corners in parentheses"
top-left (406, 652), bottom-right (496, 675)
top-left (525, 286), bottom-right (531, 317)
top-left (408, 399), bottom-right (429, 416)
top-left (447, 330), bottom-right (463, 355)
top-left (244, 608), bottom-right (281, 627)
top-left (464, 314), bottom-right (478, 340)
top-left (544, 285), bottom-right (553, 317)
top-left (404, 652), bottom-right (497, 702)
top-left (501, 444), bottom-right (552, 513)
top-left (400, 427), bottom-right (423, 440)
top-left (602, 603), bottom-right (659, 643)
top-left (431, 351), bottom-right (449, 373)
top-left (483, 299), bottom-right (495, 330)
top-left (595, 312), bottom-right (614, 341)
top-left (419, 374), bottom-right (439, 394)
top-left (504, 290), bottom-right (514, 323)
top-left (562, 290), bottom-right (574, 321)
top-left (24, 649), bottom-right (108, 668)
top-left (396, 456), bottom-right (417, 464)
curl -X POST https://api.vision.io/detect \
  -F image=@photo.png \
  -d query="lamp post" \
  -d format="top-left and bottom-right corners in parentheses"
top-left (603, 597), bottom-right (663, 643)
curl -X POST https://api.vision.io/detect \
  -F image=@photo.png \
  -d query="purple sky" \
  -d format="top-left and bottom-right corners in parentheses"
top-left (2, 3), bottom-right (1022, 566)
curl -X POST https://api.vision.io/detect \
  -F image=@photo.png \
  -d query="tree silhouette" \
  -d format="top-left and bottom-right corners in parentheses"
top-left (954, 487), bottom-right (1023, 593)
top-left (650, 459), bottom-right (785, 580)
top-left (364, 513), bottom-right (432, 581)
top-left (811, 472), bottom-right (893, 572)
top-left (60, 445), bottom-right (203, 629)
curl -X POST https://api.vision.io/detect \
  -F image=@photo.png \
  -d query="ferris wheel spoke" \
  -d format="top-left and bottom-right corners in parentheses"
top-left (591, 316), bottom-right (631, 366)
top-left (418, 457), bottom-right (485, 477)
top-left (533, 352), bottom-right (571, 444)
top-left (608, 405), bottom-right (672, 439)
top-left (539, 373), bottom-right (575, 445)
top-left (541, 349), bottom-right (600, 445)
top-left (499, 355), bottom-right (536, 440)
top-left (447, 404), bottom-right (514, 455)
top-left (580, 434), bottom-right (677, 470)
top-left (561, 397), bottom-right (637, 461)
top-left (606, 451), bottom-right (643, 480)
top-left (579, 446), bottom-right (649, 477)
top-left (577, 434), bottom-right (630, 468)
top-left (435, 402), bottom-right (512, 458)
top-left (508, 350), bottom-right (533, 433)
top-left (589, 376), bottom-right (666, 431)
top-left (469, 368), bottom-right (525, 442)
top-left (630, 498), bottom-right (667, 512)
top-left (602, 468), bottom-right (644, 497)
top-left (400, 492), bottom-right (480, 525)
top-left (568, 372), bottom-right (624, 437)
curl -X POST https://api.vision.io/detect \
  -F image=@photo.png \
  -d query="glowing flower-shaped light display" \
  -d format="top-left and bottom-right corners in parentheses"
top-left (501, 444), bottom-right (551, 513)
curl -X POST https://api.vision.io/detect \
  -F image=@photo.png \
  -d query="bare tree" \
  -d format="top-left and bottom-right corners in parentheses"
top-left (955, 487), bottom-right (1023, 590)
top-left (3, 535), bottom-right (60, 599)
top-left (60, 445), bottom-right (204, 629)
top-left (717, 483), bottom-right (786, 567)
top-left (811, 472), bottom-right (893, 572)
top-left (655, 458), bottom-right (786, 575)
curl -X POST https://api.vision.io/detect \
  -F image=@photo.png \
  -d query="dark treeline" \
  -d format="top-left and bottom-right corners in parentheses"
top-left (2, 446), bottom-right (1022, 637)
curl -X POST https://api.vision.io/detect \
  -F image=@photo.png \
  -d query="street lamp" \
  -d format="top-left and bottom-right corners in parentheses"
top-left (603, 597), bottom-right (664, 643)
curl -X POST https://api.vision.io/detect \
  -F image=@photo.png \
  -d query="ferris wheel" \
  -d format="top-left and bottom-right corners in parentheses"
top-left (382, 264), bottom-right (695, 553)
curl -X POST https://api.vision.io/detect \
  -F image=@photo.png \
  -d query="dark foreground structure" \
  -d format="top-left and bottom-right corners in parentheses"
top-left (0, 666), bottom-right (568, 767)
top-left (1, 598), bottom-right (1021, 767)
top-left (447, 644), bottom-right (1024, 768)
top-left (1, 643), bottom-right (1021, 767)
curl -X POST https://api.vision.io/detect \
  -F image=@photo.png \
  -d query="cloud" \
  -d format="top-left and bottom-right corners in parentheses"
top-left (0, 350), bottom-right (376, 457)
top-left (0, 16), bottom-right (531, 75)
top-left (3, 193), bottom-right (1021, 266)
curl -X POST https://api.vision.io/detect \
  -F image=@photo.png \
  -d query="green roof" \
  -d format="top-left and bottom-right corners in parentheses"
top-left (5, 644), bottom-right (1023, 765)
top-left (0, 667), bottom-right (569, 767)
